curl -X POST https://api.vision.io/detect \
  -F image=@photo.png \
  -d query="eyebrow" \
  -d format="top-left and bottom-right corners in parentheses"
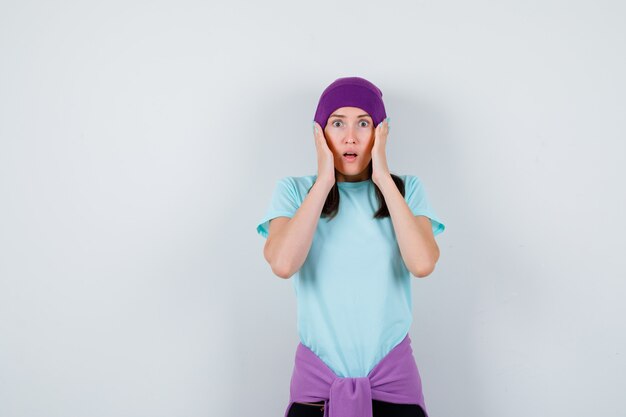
top-left (329, 113), bottom-right (371, 119)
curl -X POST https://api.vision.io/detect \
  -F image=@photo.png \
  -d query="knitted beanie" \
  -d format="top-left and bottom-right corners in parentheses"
top-left (313, 76), bottom-right (387, 129)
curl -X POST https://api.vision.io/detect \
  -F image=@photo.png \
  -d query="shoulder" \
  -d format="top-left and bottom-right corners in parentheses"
top-left (398, 174), bottom-right (432, 200)
top-left (277, 174), bottom-right (317, 190)
top-left (397, 174), bottom-right (422, 188)
top-left (271, 174), bottom-right (317, 203)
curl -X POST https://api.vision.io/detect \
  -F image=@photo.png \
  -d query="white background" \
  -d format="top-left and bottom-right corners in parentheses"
top-left (1, 1), bottom-right (624, 416)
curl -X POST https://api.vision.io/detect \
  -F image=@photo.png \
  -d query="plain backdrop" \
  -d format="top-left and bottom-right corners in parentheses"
top-left (1, 1), bottom-right (625, 416)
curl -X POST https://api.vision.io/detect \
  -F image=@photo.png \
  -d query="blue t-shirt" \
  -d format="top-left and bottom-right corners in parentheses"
top-left (256, 174), bottom-right (445, 377)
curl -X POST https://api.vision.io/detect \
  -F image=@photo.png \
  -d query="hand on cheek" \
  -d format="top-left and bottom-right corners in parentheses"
top-left (371, 118), bottom-right (391, 186)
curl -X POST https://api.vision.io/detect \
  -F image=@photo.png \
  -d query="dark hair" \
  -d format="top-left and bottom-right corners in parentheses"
top-left (307, 161), bottom-right (406, 220)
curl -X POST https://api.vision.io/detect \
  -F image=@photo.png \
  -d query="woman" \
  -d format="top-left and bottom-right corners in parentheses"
top-left (256, 76), bottom-right (446, 417)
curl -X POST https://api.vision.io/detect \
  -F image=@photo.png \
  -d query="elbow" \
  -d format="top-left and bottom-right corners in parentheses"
top-left (264, 240), bottom-right (294, 279)
top-left (413, 246), bottom-right (440, 278)
top-left (412, 263), bottom-right (435, 278)
top-left (411, 254), bottom-right (439, 278)
top-left (270, 257), bottom-right (295, 279)
top-left (271, 262), bottom-right (294, 279)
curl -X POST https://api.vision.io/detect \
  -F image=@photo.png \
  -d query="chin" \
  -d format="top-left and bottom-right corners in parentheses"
top-left (336, 165), bottom-right (368, 177)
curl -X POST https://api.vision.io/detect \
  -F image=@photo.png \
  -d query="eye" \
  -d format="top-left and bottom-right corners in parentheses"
top-left (332, 120), bottom-right (343, 127)
top-left (359, 120), bottom-right (369, 127)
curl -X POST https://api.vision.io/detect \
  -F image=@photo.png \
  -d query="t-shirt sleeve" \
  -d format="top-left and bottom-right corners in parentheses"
top-left (256, 177), bottom-right (301, 239)
top-left (405, 175), bottom-right (446, 237)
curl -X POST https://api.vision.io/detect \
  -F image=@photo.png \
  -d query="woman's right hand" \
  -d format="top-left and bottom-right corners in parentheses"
top-left (313, 121), bottom-right (335, 185)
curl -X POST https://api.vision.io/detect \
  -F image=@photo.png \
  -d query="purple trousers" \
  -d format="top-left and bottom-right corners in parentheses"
top-left (284, 333), bottom-right (429, 417)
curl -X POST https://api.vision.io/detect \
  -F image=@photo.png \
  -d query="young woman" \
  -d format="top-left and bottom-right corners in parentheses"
top-left (257, 76), bottom-right (446, 417)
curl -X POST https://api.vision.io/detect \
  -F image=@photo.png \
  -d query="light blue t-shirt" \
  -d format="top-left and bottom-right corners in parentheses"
top-left (256, 174), bottom-right (445, 377)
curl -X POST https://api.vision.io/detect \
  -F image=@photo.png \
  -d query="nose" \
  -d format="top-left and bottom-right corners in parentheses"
top-left (345, 126), bottom-right (357, 143)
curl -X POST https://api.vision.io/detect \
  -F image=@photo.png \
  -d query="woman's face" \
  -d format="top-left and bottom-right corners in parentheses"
top-left (323, 106), bottom-right (375, 182)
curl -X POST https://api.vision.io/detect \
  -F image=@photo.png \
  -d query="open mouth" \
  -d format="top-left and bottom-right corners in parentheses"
top-left (343, 152), bottom-right (357, 161)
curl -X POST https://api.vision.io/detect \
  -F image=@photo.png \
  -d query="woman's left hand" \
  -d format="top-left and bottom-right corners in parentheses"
top-left (371, 117), bottom-right (391, 186)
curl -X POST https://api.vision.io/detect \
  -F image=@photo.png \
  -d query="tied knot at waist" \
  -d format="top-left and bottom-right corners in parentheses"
top-left (285, 334), bottom-right (429, 417)
top-left (326, 376), bottom-right (372, 417)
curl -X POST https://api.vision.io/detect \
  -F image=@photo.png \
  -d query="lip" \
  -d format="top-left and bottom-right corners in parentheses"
top-left (342, 154), bottom-right (357, 162)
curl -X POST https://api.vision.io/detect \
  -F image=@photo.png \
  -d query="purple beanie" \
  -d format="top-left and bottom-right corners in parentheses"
top-left (313, 76), bottom-right (387, 129)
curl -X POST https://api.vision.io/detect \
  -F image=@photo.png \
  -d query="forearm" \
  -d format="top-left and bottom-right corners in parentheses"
top-left (376, 175), bottom-right (440, 277)
top-left (266, 178), bottom-right (334, 278)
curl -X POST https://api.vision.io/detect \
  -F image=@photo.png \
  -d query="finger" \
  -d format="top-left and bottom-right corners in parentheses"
top-left (315, 122), bottom-right (322, 136)
top-left (314, 122), bottom-right (323, 137)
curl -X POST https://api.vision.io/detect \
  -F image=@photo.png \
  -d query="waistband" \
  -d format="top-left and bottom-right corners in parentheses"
top-left (284, 333), bottom-right (428, 417)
